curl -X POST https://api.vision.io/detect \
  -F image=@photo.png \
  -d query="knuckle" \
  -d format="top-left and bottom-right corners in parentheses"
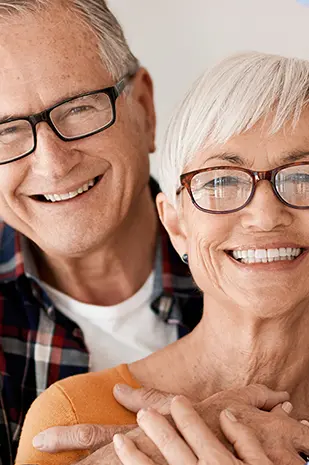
top-left (243, 384), bottom-right (268, 406)
top-left (176, 412), bottom-right (197, 432)
top-left (141, 388), bottom-right (165, 407)
top-left (156, 428), bottom-right (178, 450)
top-left (76, 424), bottom-right (100, 448)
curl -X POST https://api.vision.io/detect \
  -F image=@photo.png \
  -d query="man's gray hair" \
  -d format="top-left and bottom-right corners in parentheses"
top-left (0, 0), bottom-right (139, 79)
top-left (159, 51), bottom-right (309, 206)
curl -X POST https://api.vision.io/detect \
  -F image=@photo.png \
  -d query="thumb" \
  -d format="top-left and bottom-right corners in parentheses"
top-left (219, 410), bottom-right (272, 465)
top-left (33, 423), bottom-right (136, 453)
top-left (238, 384), bottom-right (290, 411)
top-left (113, 384), bottom-right (175, 415)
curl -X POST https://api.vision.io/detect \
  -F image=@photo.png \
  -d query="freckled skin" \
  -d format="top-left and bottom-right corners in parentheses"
top-left (0, 6), bottom-right (155, 258)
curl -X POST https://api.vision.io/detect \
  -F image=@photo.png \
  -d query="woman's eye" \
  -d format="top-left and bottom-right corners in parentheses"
top-left (206, 176), bottom-right (239, 187)
top-left (285, 173), bottom-right (309, 183)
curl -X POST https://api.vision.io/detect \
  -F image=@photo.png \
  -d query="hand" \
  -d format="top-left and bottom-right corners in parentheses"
top-left (113, 396), bottom-right (273, 465)
top-left (34, 383), bottom-right (287, 453)
top-left (116, 383), bottom-right (309, 464)
top-left (33, 384), bottom-right (295, 465)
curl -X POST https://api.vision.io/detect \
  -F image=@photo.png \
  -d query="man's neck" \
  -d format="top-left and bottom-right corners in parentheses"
top-left (34, 186), bottom-right (158, 306)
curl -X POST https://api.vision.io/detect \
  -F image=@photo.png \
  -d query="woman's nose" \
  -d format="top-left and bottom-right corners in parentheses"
top-left (240, 180), bottom-right (293, 231)
top-left (29, 123), bottom-right (82, 180)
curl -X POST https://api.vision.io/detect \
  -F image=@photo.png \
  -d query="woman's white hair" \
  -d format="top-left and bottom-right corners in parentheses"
top-left (159, 51), bottom-right (309, 206)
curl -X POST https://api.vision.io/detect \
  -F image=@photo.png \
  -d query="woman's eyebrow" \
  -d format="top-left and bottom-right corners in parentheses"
top-left (204, 152), bottom-right (246, 165)
top-left (281, 150), bottom-right (309, 163)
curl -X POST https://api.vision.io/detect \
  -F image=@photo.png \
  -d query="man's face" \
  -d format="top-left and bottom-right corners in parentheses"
top-left (0, 6), bottom-right (155, 256)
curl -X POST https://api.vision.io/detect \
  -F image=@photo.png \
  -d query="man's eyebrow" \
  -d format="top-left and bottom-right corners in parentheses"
top-left (0, 113), bottom-right (19, 124)
top-left (281, 150), bottom-right (309, 163)
top-left (203, 152), bottom-right (246, 166)
top-left (0, 87), bottom-right (101, 124)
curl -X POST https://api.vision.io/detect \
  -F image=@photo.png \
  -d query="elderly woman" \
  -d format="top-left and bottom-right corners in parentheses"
top-left (16, 51), bottom-right (309, 465)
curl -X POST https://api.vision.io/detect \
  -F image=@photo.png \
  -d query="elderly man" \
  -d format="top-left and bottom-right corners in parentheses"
top-left (0, 1), bottom-right (203, 463)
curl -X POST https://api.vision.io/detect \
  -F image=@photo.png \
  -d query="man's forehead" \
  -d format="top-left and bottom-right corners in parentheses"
top-left (0, 7), bottom-right (111, 116)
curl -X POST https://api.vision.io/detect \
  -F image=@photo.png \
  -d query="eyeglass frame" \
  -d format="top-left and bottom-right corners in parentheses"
top-left (176, 162), bottom-right (309, 214)
top-left (0, 68), bottom-right (138, 166)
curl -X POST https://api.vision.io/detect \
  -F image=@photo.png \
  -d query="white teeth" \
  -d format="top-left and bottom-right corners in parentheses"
top-left (255, 249), bottom-right (267, 259)
top-left (43, 178), bottom-right (96, 202)
top-left (231, 247), bottom-right (303, 264)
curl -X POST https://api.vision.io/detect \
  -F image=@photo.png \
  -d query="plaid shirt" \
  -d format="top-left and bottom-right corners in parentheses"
top-left (0, 179), bottom-right (203, 465)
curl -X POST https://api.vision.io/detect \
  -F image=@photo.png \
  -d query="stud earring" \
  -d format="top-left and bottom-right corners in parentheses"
top-left (181, 254), bottom-right (189, 264)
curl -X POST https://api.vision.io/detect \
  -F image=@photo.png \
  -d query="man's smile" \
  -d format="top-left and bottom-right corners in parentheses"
top-left (30, 175), bottom-right (103, 203)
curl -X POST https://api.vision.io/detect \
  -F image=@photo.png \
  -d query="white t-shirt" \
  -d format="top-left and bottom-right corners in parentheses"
top-left (40, 272), bottom-right (178, 371)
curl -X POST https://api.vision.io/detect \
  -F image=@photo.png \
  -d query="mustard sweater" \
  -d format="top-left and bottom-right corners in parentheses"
top-left (15, 364), bottom-right (140, 465)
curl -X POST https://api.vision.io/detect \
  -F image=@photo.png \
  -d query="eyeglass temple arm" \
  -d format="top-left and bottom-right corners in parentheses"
top-left (176, 186), bottom-right (184, 195)
top-left (115, 65), bottom-right (140, 97)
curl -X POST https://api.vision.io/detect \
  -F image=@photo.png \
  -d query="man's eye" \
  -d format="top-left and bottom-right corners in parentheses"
top-left (0, 126), bottom-right (18, 136)
top-left (67, 105), bottom-right (94, 116)
top-left (0, 125), bottom-right (25, 139)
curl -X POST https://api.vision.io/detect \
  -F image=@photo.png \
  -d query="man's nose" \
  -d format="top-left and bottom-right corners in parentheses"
top-left (240, 180), bottom-right (293, 231)
top-left (29, 123), bottom-right (82, 179)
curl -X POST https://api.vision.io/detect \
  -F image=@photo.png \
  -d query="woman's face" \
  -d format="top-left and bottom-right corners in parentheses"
top-left (158, 111), bottom-right (309, 316)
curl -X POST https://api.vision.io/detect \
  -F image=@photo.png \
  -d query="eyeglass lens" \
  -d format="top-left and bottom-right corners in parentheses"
top-left (190, 166), bottom-right (309, 212)
top-left (0, 92), bottom-right (113, 163)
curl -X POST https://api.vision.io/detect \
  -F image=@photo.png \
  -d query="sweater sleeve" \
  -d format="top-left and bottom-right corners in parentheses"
top-left (15, 383), bottom-right (89, 465)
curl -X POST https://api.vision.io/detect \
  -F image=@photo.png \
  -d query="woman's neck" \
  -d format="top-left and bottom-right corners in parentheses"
top-left (130, 295), bottom-right (309, 414)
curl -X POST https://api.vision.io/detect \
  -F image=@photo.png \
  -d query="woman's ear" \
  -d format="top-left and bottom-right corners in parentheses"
top-left (156, 192), bottom-right (188, 257)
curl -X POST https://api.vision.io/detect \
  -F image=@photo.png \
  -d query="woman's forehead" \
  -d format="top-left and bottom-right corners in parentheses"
top-left (186, 112), bottom-right (309, 172)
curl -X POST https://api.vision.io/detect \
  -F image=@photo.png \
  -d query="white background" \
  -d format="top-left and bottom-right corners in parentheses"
top-left (108, 0), bottom-right (309, 175)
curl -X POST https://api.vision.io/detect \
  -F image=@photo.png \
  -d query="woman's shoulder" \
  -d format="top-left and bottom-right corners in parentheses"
top-left (15, 364), bottom-right (140, 465)
top-left (55, 363), bottom-right (141, 422)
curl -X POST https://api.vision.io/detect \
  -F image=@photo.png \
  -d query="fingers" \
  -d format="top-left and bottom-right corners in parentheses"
top-left (33, 424), bottom-right (136, 453)
top-left (114, 385), bottom-right (174, 415)
top-left (292, 421), bottom-right (309, 456)
top-left (136, 406), bottom-right (197, 465)
top-left (219, 410), bottom-right (273, 465)
top-left (114, 434), bottom-right (156, 465)
top-left (271, 401), bottom-right (293, 417)
top-left (238, 384), bottom-right (290, 411)
top-left (170, 396), bottom-right (235, 463)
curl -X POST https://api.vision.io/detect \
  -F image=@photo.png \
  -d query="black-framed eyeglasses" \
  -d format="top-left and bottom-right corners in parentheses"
top-left (0, 68), bottom-right (138, 165)
top-left (176, 163), bottom-right (309, 213)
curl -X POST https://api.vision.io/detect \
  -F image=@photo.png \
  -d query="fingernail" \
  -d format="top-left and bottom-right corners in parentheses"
top-left (301, 420), bottom-right (309, 427)
top-left (282, 401), bottom-right (293, 414)
top-left (172, 395), bottom-right (190, 406)
top-left (224, 409), bottom-right (237, 422)
top-left (113, 434), bottom-right (124, 450)
top-left (32, 433), bottom-right (45, 450)
top-left (137, 408), bottom-right (148, 421)
top-left (114, 384), bottom-right (134, 394)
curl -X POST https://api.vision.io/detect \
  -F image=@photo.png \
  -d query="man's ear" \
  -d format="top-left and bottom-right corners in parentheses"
top-left (131, 68), bottom-right (156, 153)
top-left (156, 192), bottom-right (188, 257)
